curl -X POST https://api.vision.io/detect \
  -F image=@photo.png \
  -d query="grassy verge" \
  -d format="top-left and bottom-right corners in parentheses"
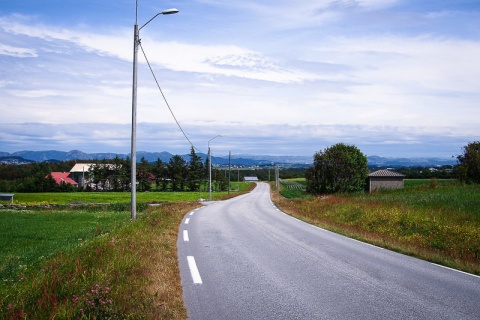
top-left (273, 180), bottom-right (480, 275)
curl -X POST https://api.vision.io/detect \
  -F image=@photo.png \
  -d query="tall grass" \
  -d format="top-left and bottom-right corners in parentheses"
top-left (273, 181), bottom-right (480, 275)
top-left (363, 183), bottom-right (480, 218)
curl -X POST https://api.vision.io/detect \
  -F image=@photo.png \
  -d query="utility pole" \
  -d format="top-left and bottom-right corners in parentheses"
top-left (228, 151), bottom-right (231, 195)
top-left (275, 165), bottom-right (279, 189)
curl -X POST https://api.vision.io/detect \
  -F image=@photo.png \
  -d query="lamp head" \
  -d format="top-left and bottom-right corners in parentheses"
top-left (162, 8), bottom-right (179, 15)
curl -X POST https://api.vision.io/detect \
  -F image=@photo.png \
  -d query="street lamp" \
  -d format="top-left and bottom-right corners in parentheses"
top-left (208, 135), bottom-right (224, 201)
top-left (131, 1), bottom-right (179, 220)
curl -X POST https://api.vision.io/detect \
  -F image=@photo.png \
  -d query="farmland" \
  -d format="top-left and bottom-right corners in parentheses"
top-left (6, 182), bottom-right (247, 205)
top-left (0, 182), bottom-right (254, 319)
top-left (274, 179), bottom-right (480, 275)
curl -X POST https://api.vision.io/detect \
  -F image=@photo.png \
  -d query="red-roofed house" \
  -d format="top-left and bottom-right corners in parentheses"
top-left (48, 172), bottom-right (79, 187)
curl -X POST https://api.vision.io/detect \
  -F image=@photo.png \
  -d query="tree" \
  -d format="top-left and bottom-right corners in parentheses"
top-left (456, 141), bottom-right (480, 184)
top-left (152, 158), bottom-right (167, 191)
top-left (111, 155), bottom-right (128, 191)
top-left (306, 143), bottom-right (369, 194)
top-left (167, 155), bottom-right (188, 191)
top-left (137, 156), bottom-right (152, 192)
top-left (187, 147), bottom-right (204, 192)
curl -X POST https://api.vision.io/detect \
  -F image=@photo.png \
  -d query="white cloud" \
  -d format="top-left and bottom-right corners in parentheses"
top-left (7, 89), bottom-right (65, 98)
top-left (1, 16), bottom-right (318, 84)
top-left (0, 44), bottom-right (37, 57)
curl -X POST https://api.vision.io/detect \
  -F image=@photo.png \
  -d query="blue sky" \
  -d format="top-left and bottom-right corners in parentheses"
top-left (1, 0), bottom-right (479, 158)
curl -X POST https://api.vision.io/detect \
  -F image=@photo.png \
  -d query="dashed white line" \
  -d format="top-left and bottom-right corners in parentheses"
top-left (183, 230), bottom-right (189, 242)
top-left (185, 218), bottom-right (190, 224)
top-left (187, 256), bottom-right (203, 284)
top-left (189, 211), bottom-right (194, 216)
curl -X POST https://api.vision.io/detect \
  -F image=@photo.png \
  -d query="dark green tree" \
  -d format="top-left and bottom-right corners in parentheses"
top-left (167, 155), bottom-right (188, 191)
top-left (187, 147), bottom-right (204, 191)
top-left (306, 143), bottom-right (369, 194)
top-left (89, 162), bottom-right (102, 191)
top-left (152, 158), bottom-right (167, 191)
top-left (137, 156), bottom-right (152, 192)
top-left (214, 169), bottom-right (228, 192)
top-left (455, 141), bottom-right (480, 184)
top-left (110, 155), bottom-right (128, 191)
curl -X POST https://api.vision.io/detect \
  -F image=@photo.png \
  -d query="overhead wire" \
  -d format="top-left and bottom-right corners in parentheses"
top-left (138, 42), bottom-right (201, 153)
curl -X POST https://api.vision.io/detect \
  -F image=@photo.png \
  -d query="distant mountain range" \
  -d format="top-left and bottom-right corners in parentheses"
top-left (0, 150), bottom-right (457, 167)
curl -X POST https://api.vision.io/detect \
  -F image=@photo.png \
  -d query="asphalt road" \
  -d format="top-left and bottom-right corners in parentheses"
top-left (177, 182), bottom-right (480, 320)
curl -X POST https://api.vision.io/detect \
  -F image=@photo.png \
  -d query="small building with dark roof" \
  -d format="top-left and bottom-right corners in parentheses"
top-left (368, 169), bottom-right (405, 192)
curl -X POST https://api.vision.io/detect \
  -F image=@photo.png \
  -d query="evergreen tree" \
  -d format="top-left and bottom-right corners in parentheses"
top-left (152, 158), bottom-right (166, 191)
top-left (137, 156), bottom-right (152, 192)
top-left (167, 155), bottom-right (188, 191)
top-left (187, 147), bottom-right (204, 191)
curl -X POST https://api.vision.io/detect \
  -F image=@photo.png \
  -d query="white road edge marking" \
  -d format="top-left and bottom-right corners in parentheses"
top-left (189, 211), bottom-right (194, 216)
top-left (433, 262), bottom-right (480, 278)
top-left (185, 218), bottom-right (190, 224)
top-left (187, 256), bottom-right (203, 284)
top-left (183, 230), bottom-right (189, 242)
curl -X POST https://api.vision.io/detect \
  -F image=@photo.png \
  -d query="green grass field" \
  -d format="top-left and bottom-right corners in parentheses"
top-left (0, 208), bottom-right (130, 281)
top-left (5, 182), bottom-right (250, 205)
top-left (1, 182), bottom-right (253, 281)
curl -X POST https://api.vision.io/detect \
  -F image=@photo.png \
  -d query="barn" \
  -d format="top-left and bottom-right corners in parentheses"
top-left (368, 169), bottom-right (406, 192)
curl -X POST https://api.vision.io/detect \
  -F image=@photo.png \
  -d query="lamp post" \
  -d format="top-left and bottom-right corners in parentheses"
top-left (131, 1), bottom-right (179, 220)
top-left (208, 135), bottom-right (224, 201)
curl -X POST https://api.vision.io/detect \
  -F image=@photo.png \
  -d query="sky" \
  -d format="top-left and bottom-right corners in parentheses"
top-left (1, 0), bottom-right (479, 159)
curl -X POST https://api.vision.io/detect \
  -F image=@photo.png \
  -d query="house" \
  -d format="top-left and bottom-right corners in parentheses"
top-left (368, 169), bottom-right (405, 192)
top-left (244, 176), bottom-right (259, 182)
top-left (48, 172), bottom-right (79, 187)
top-left (69, 163), bottom-right (122, 190)
top-left (69, 163), bottom-right (94, 188)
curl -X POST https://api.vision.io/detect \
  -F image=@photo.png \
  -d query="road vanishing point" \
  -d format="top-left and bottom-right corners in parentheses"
top-left (178, 182), bottom-right (480, 320)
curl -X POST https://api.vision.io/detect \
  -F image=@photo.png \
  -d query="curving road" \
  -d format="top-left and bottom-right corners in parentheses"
top-left (177, 182), bottom-right (480, 319)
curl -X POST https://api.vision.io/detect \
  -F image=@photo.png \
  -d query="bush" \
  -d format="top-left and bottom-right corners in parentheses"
top-left (456, 141), bottom-right (480, 184)
top-left (306, 143), bottom-right (368, 194)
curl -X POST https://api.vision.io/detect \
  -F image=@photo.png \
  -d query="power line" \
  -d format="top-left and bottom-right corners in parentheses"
top-left (139, 42), bottom-right (201, 153)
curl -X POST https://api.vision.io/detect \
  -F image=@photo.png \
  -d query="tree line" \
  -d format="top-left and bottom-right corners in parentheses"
top-left (86, 147), bottom-right (228, 193)
top-left (0, 147), bottom-right (228, 193)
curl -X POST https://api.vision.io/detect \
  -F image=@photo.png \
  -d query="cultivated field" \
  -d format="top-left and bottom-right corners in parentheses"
top-left (7, 182), bottom-right (247, 204)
